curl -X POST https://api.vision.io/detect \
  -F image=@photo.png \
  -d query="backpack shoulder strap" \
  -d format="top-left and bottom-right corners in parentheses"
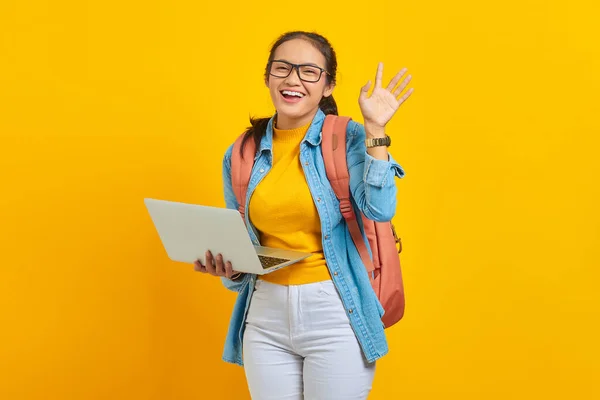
top-left (231, 134), bottom-right (256, 223)
top-left (321, 115), bottom-right (352, 207)
top-left (321, 115), bottom-right (375, 273)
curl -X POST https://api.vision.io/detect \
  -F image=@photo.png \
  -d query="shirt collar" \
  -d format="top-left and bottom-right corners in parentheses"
top-left (256, 108), bottom-right (326, 159)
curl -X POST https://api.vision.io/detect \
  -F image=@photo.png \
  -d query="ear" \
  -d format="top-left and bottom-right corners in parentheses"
top-left (323, 82), bottom-right (335, 98)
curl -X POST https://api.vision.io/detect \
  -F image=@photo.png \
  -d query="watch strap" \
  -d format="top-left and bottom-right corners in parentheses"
top-left (365, 135), bottom-right (391, 148)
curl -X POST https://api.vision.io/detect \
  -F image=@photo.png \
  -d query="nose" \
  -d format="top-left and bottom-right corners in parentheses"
top-left (283, 66), bottom-right (302, 86)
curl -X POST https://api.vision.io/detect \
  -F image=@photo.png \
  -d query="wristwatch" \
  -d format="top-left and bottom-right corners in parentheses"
top-left (365, 135), bottom-right (391, 148)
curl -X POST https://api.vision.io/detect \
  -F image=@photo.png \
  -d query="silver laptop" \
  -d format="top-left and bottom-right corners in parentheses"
top-left (143, 198), bottom-right (312, 275)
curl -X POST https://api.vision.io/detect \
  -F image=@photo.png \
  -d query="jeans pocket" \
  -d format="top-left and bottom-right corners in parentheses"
top-left (317, 281), bottom-right (352, 326)
top-left (246, 280), bottom-right (264, 325)
top-left (249, 279), bottom-right (265, 306)
top-left (318, 280), bottom-right (342, 300)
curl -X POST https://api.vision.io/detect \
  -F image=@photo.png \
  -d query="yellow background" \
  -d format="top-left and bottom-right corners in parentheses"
top-left (1, 0), bottom-right (599, 399)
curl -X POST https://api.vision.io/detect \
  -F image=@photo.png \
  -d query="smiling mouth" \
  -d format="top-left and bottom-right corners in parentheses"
top-left (280, 90), bottom-right (305, 101)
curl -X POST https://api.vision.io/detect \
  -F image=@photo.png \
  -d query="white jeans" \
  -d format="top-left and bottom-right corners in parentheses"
top-left (243, 279), bottom-right (376, 400)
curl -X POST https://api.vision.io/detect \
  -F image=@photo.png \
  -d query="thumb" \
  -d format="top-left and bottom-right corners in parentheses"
top-left (359, 80), bottom-right (371, 101)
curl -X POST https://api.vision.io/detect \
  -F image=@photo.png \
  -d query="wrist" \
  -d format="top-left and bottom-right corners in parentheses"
top-left (230, 272), bottom-right (243, 281)
top-left (364, 121), bottom-right (386, 138)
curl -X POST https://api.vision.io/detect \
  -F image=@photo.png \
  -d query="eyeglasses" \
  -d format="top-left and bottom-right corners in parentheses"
top-left (268, 59), bottom-right (330, 83)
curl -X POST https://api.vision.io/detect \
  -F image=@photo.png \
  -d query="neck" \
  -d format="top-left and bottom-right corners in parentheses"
top-left (275, 109), bottom-right (318, 130)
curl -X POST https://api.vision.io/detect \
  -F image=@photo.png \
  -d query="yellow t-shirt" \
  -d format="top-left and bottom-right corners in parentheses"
top-left (248, 121), bottom-right (331, 285)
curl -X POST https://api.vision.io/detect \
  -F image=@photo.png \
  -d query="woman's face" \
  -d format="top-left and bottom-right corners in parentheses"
top-left (266, 38), bottom-right (334, 129)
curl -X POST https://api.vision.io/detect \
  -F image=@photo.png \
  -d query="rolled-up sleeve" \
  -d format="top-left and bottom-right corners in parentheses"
top-left (220, 273), bottom-right (250, 293)
top-left (363, 151), bottom-right (405, 188)
top-left (347, 121), bottom-right (405, 222)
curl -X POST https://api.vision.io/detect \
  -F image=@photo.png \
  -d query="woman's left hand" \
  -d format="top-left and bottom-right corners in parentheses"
top-left (358, 63), bottom-right (414, 130)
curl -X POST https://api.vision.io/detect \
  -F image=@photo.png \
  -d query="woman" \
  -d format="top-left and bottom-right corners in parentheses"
top-left (194, 31), bottom-right (413, 399)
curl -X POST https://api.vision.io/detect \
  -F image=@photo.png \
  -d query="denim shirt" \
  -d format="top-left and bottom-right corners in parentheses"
top-left (219, 108), bottom-right (405, 366)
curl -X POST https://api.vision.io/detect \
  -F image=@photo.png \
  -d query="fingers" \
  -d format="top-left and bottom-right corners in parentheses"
top-left (392, 72), bottom-right (413, 98)
top-left (194, 259), bottom-right (207, 273)
top-left (214, 253), bottom-right (226, 276)
top-left (359, 80), bottom-right (371, 101)
top-left (195, 251), bottom-right (232, 278)
top-left (224, 261), bottom-right (234, 279)
top-left (204, 251), bottom-right (216, 275)
top-left (365, 64), bottom-right (414, 100)
top-left (396, 87), bottom-right (415, 105)
top-left (386, 68), bottom-right (408, 92)
top-left (374, 62), bottom-right (383, 88)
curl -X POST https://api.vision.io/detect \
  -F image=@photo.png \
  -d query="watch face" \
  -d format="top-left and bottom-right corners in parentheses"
top-left (378, 136), bottom-right (391, 146)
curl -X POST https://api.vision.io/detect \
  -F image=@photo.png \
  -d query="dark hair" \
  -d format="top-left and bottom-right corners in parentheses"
top-left (240, 31), bottom-right (338, 157)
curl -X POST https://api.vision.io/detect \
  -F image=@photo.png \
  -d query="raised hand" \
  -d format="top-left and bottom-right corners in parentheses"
top-left (359, 62), bottom-right (414, 130)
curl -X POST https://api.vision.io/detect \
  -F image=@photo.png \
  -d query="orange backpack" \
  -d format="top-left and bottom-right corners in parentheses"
top-left (231, 114), bottom-right (406, 328)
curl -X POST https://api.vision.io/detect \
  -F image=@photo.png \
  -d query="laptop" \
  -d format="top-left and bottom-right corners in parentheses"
top-left (143, 198), bottom-right (313, 275)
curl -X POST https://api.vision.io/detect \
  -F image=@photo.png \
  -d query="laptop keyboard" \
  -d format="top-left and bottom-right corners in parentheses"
top-left (258, 255), bottom-right (291, 269)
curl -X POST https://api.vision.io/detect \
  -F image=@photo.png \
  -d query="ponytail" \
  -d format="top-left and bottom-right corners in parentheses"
top-left (319, 95), bottom-right (338, 116)
top-left (240, 116), bottom-right (270, 159)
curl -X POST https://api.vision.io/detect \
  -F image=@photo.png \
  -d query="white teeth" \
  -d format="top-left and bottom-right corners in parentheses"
top-left (282, 90), bottom-right (304, 98)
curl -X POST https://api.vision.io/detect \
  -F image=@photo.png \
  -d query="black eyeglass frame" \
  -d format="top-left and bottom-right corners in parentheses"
top-left (268, 59), bottom-right (331, 83)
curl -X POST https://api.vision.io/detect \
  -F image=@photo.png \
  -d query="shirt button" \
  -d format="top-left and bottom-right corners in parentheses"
top-left (259, 169), bottom-right (264, 173)
top-left (333, 271), bottom-right (338, 276)
top-left (324, 235), bottom-right (329, 239)
top-left (348, 309), bottom-right (354, 314)
top-left (304, 161), bottom-right (309, 166)
top-left (317, 197), bottom-right (321, 202)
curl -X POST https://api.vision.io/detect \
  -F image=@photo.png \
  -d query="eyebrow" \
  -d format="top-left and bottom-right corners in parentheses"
top-left (275, 59), bottom-right (322, 68)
